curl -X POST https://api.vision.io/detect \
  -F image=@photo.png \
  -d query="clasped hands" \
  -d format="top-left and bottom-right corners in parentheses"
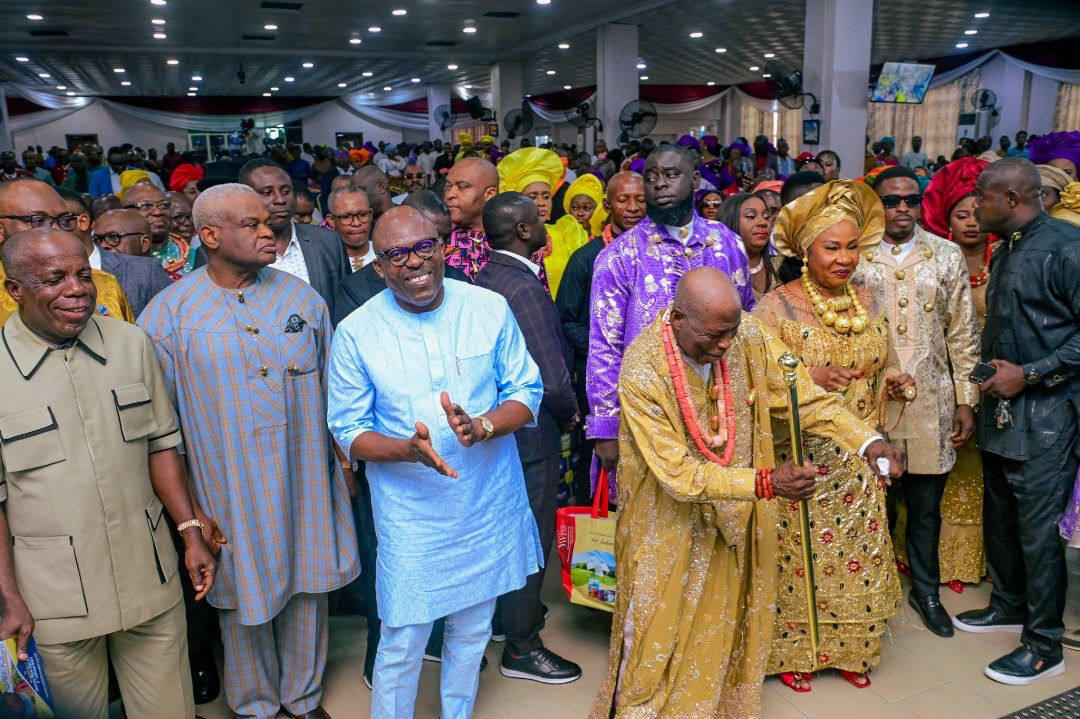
top-left (772, 438), bottom-right (905, 501)
top-left (407, 391), bottom-right (485, 478)
top-left (810, 367), bottom-right (916, 403)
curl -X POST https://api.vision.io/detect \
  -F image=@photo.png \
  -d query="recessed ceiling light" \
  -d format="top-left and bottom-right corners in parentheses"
top-left (189, 86), bottom-right (198, 91)
top-left (270, 86), bottom-right (279, 91)
top-left (392, 8), bottom-right (407, 15)
top-left (463, 84), bottom-right (472, 89)
top-left (192, 75), bottom-right (202, 81)
top-left (537, 0), bottom-right (551, 4)
top-left (564, 85), bottom-right (573, 90)
top-left (338, 82), bottom-right (347, 87)
top-left (715, 47), bottom-right (727, 53)
top-left (764, 53), bottom-right (775, 58)
top-left (383, 86), bottom-right (392, 91)
top-left (362, 71), bottom-right (373, 77)
top-left (749, 65), bottom-right (760, 71)
top-left (447, 64), bottom-right (458, 70)
top-left (964, 29), bottom-right (978, 35)
top-left (38, 73), bottom-right (50, 78)
top-left (636, 63), bottom-right (646, 69)
top-left (262, 92), bottom-right (271, 97)
top-left (56, 85), bottom-right (66, 90)
top-left (284, 76), bottom-right (295, 82)
top-left (411, 77), bottom-right (421, 83)
top-left (639, 75), bottom-right (649, 80)
top-left (463, 26), bottom-right (477, 33)
top-left (762, 73), bottom-right (772, 78)
top-left (689, 32), bottom-right (703, 38)
top-left (113, 68), bottom-right (125, 73)
top-left (15, 56), bottom-right (29, 62)
top-left (546, 70), bottom-right (556, 75)
top-left (189, 92), bottom-right (198, 97)
top-left (349, 38), bottom-right (362, 46)
top-left (368, 26), bottom-right (381, 32)
top-left (264, 24), bottom-right (278, 30)
top-left (302, 62), bottom-right (314, 68)
top-left (166, 59), bottom-right (179, 65)
top-left (974, 11), bottom-right (990, 18)
top-left (121, 80), bottom-right (131, 86)
top-left (27, 14), bottom-right (44, 21)
top-left (558, 43), bottom-right (569, 49)
top-left (152, 18), bottom-right (165, 25)
top-left (707, 81), bottom-right (716, 86)
top-left (151, 0), bottom-right (166, 5)
top-left (956, 42), bottom-right (969, 48)
top-left (66, 91), bottom-right (76, 96)
top-left (153, 32), bottom-right (167, 39)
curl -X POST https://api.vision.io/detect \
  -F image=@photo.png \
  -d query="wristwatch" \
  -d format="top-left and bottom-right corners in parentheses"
top-left (475, 415), bottom-right (494, 441)
top-left (176, 518), bottom-right (205, 534)
top-left (1022, 364), bottom-right (1040, 385)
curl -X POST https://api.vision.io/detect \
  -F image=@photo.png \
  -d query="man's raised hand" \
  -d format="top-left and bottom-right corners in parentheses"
top-left (410, 421), bottom-right (457, 477)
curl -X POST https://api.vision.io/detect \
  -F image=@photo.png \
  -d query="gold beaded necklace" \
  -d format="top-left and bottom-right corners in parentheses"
top-left (800, 260), bottom-right (869, 334)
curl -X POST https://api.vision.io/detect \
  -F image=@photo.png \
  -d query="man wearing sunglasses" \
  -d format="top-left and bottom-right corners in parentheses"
top-left (391, 164), bottom-right (428, 206)
top-left (853, 165), bottom-right (980, 639)
top-left (0, 178), bottom-right (134, 324)
top-left (328, 205), bottom-right (544, 718)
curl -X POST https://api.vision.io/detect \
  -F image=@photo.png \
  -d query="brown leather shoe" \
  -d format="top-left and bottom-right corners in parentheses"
top-left (283, 707), bottom-right (331, 719)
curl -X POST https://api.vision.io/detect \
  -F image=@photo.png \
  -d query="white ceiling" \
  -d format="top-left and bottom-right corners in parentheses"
top-left (1, 0), bottom-right (1078, 103)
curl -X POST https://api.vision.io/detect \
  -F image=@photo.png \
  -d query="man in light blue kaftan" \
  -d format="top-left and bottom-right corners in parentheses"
top-left (327, 205), bottom-right (544, 719)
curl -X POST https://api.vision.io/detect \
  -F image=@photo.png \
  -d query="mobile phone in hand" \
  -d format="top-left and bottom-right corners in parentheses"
top-left (969, 361), bottom-right (997, 384)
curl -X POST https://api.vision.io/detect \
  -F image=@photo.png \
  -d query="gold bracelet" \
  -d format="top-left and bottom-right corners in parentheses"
top-left (176, 518), bottom-right (205, 534)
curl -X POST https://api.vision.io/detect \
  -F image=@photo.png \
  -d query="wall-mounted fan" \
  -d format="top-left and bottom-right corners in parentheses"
top-left (618, 99), bottom-right (657, 138)
top-left (566, 100), bottom-right (601, 131)
top-left (432, 104), bottom-right (453, 131)
top-left (765, 59), bottom-right (821, 113)
top-left (503, 104), bottom-right (534, 139)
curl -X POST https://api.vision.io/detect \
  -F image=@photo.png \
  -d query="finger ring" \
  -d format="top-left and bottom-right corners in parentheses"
top-left (904, 386), bottom-right (917, 401)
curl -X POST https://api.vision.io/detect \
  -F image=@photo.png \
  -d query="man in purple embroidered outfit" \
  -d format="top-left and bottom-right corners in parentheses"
top-left (443, 157), bottom-right (499, 280)
top-left (586, 144), bottom-right (753, 498)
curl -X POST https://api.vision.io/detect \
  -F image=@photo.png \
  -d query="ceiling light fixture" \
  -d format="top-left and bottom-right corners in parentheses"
top-left (264, 24), bottom-right (278, 30)
top-left (66, 91), bottom-right (76, 96)
top-left (188, 92), bottom-right (198, 97)
top-left (463, 26), bottom-right (477, 33)
top-left (192, 75), bottom-right (202, 81)
top-left (338, 82), bottom-right (347, 87)
top-left (15, 56), bottom-right (29, 62)
top-left (270, 86), bottom-right (279, 91)
top-left (350, 37), bottom-right (362, 45)
top-left (368, 26), bottom-right (381, 32)
top-left (121, 81), bottom-right (131, 86)
top-left (964, 29), bottom-right (978, 35)
top-left (636, 62), bottom-right (646, 69)
top-left (764, 53), bottom-right (775, 58)
top-left (689, 31), bottom-right (703, 38)
top-left (558, 43), bottom-right (569, 49)
top-left (392, 9), bottom-right (407, 15)
top-left (113, 68), bottom-right (125, 73)
top-left (151, 0), bottom-right (166, 5)
top-left (707, 81), bottom-right (716, 86)
top-left (262, 92), bottom-right (271, 97)
top-left (749, 65), bottom-right (760, 71)
top-left (546, 70), bottom-right (556, 75)
top-left (447, 64), bottom-right (458, 70)
top-left (153, 32), bottom-right (167, 39)
top-left (152, 18), bottom-right (165, 25)
top-left (383, 86), bottom-right (392, 91)
top-left (411, 77), bottom-right (421, 83)
top-left (284, 76), bottom-right (295, 82)
top-left (302, 62), bottom-right (314, 68)
top-left (166, 58), bottom-right (179, 65)
top-left (538, 0), bottom-right (551, 4)
top-left (463, 83), bottom-right (473, 89)
top-left (564, 84), bottom-right (571, 89)
top-left (974, 11), bottom-right (990, 18)
top-left (56, 85), bottom-right (66, 89)
top-left (362, 71), bottom-right (373, 77)
top-left (762, 73), bottom-right (771, 78)
top-left (27, 14), bottom-right (44, 21)
top-left (38, 72), bottom-right (50, 78)
top-left (639, 75), bottom-right (649, 80)
top-left (715, 47), bottom-right (727, 53)
top-left (189, 86), bottom-right (197, 91)
top-left (956, 42), bottom-right (969, 48)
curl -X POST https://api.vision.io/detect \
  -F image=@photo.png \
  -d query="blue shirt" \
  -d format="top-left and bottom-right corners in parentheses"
top-left (327, 279), bottom-right (544, 626)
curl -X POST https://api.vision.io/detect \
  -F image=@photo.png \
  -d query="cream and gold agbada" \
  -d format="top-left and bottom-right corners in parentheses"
top-left (589, 312), bottom-right (878, 719)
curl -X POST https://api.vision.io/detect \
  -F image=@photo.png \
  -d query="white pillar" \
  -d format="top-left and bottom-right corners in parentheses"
top-left (802, 0), bottom-right (873, 178)
top-left (0, 87), bottom-right (13, 152)
top-left (596, 23), bottom-right (638, 152)
top-left (426, 84), bottom-right (452, 142)
top-left (490, 62), bottom-right (522, 140)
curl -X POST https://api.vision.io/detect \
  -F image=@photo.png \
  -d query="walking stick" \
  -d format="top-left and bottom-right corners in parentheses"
top-left (778, 351), bottom-right (820, 671)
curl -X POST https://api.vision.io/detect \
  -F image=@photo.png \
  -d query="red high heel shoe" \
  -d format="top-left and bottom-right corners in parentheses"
top-left (840, 670), bottom-right (871, 688)
top-left (947, 580), bottom-right (965, 594)
top-left (778, 672), bottom-right (813, 692)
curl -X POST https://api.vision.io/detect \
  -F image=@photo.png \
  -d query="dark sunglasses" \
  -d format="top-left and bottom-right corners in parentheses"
top-left (880, 194), bottom-right (922, 209)
top-left (378, 237), bottom-right (441, 267)
top-left (700, 200), bottom-right (722, 208)
top-left (93, 231), bottom-right (146, 248)
top-left (404, 173), bottom-right (426, 180)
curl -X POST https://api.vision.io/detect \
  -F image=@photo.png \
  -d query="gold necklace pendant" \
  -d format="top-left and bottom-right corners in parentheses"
top-left (891, 244), bottom-right (902, 255)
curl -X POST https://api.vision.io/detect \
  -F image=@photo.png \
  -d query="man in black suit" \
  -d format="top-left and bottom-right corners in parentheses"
top-left (196, 158), bottom-right (350, 319)
top-left (57, 190), bottom-right (170, 318)
top-left (474, 192), bottom-right (582, 685)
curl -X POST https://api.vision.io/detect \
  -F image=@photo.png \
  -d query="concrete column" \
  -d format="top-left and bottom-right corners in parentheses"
top-left (802, 0), bottom-right (873, 178)
top-left (596, 23), bottom-right (638, 153)
top-left (426, 84), bottom-right (452, 142)
top-left (490, 61), bottom-right (522, 140)
top-left (0, 87), bottom-right (13, 152)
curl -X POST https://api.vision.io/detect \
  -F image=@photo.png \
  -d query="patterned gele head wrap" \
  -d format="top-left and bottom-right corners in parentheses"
top-left (773, 179), bottom-right (884, 259)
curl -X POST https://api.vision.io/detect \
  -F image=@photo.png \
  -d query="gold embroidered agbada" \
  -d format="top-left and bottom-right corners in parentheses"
top-left (0, 263), bottom-right (134, 326)
top-left (589, 312), bottom-right (879, 719)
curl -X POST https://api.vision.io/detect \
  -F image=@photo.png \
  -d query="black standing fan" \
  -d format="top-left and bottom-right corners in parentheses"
top-left (618, 99), bottom-right (657, 138)
top-left (503, 104), bottom-right (534, 139)
top-left (432, 104), bottom-right (453, 131)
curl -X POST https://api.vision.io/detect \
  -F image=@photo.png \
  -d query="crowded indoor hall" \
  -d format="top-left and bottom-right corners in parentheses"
top-left (2, 0), bottom-right (1080, 717)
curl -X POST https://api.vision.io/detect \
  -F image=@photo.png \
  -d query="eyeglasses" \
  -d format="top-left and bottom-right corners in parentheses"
top-left (124, 199), bottom-right (172, 212)
top-left (0, 213), bottom-right (78, 231)
top-left (378, 237), bottom-right (441, 267)
top-left (172, 212), bottom-right (193, 223)
top-left (681, 314), bottom-right (740, 343)
top-left (332, 209), bottom-right (374, 226)
top-left (404, 173), bottom-right (426, 180)
top-left (700, 200), bottom-right (722, 208)
top-left (879, 194), bottom-right (922, 209)
top-left (93, 231), bottom-right (146, 248)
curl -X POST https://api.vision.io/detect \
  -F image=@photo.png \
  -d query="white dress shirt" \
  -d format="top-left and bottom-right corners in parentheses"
top-left (268, 223), bottom-right (310, 284)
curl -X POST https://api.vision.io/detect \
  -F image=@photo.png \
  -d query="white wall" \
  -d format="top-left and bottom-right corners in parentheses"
top-left (13, 99), bottom-right (405, 154)
top-left (975, 54), bottom-right (1060, 140)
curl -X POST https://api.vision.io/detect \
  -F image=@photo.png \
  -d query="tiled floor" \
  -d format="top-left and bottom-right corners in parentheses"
top-left (178, 552), bottom-right (1080, 718)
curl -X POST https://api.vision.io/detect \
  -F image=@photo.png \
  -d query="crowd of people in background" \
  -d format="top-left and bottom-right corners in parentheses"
top-left (0, 123), bottom-right (1079, 719)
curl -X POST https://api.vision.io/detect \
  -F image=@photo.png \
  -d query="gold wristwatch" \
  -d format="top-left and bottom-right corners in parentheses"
top-left (176, 518), bottom-right (205, 534)
top-left (475, 415), bottom-right (494, 441)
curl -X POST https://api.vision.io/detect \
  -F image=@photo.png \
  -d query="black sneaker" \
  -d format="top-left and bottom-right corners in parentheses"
top-left (1062, 629), bottom-right (1080, 652)
top-left (499, 647), bottom-right (582, 684)
top-left (984, 645), bottom-right (1065, 685)
top-left (952, 606), bottom-right (1025, 634)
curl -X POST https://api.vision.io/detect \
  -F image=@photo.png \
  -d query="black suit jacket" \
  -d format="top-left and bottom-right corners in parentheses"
top-left (99, 249), bottom-right (171, 319)
top-left (475, 251), bottom-right (577, 462)
top-left (333, 261), bottom-right (470, 327)
top-left (195, 221), bottom-right (350, 320)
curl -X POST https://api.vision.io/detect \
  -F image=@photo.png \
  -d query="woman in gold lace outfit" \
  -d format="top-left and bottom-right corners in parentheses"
top-left (919, 157), bottom-right (991, 591)
top-left (754, 181), bottom-right (907, 692)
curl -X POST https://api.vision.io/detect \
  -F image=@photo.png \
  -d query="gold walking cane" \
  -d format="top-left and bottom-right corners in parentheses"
top-left (778, 351), bottom-right (820, 671)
